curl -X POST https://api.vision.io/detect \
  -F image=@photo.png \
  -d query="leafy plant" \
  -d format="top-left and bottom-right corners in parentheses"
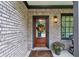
top-left (51, 42), bottom-right (65, 55)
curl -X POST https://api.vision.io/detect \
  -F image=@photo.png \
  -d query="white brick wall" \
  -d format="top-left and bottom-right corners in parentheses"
top-left (0, 1), bottom-right (28, 57)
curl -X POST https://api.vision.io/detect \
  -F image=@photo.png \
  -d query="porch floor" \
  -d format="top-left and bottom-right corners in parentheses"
top-left (26, 47), bottom-right (74, 57)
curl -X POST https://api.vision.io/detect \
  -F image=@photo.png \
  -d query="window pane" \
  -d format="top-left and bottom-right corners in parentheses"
top-left (70, 22), bottom-right (73, 27)
top-left (66, 28), bottom-right (70, 32)
top-left (66, 33), bottom-right (70, 38)
top-left (66, 22), bottom-right (70, 27)
top-left (70, 16), bottom-right (73, 22)
top-left (70, 28), bottom-right (73, 33)
top-left (69, 33), bottom-right (73, 36)
top-left (66, 16), bottom-right (70, 21)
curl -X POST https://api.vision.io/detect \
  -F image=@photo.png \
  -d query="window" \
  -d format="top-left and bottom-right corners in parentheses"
top-left (61, 14), bottom-right (73, 40)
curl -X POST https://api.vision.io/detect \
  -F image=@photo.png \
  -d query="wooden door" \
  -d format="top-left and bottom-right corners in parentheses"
top-left (33, 16), bottom-right (49, 47)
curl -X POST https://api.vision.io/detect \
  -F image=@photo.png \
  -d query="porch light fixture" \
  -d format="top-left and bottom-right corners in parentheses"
top-left (53, 16), bottom-right (58, 23)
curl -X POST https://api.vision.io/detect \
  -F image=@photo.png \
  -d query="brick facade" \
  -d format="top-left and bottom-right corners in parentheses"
top-left (0, 1), bottom-right (28, 57)
top-left (28, 9), bottom-right (73, 50)
top-left (0, 1), bottom-right (74, 57)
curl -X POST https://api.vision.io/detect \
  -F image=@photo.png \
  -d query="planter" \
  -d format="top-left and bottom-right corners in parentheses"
top-left (54, 48), bottom-right (61, 55)
top-left (51, 42), bottom-right (65, 55)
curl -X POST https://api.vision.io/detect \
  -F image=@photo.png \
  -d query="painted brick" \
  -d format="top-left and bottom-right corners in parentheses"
top-left (0, 1), bottom-right (28, 57)
top-left (0, 4), bottom-right (2, 9)
top-left (0, 16), bottom-right (6, 21)
top-left (2, 14), bottom-right (9, 18)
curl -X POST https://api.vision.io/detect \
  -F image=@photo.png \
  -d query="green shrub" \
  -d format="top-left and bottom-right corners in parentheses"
top-left (51, 42), bottom-right (65, 55)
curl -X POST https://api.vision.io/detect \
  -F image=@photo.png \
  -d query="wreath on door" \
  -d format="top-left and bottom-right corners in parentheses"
top-left (36, 24), bottom-right (45, 32)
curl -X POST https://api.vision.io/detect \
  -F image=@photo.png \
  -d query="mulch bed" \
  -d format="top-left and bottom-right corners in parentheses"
top-left (29, 50), bottom-right (53, 57)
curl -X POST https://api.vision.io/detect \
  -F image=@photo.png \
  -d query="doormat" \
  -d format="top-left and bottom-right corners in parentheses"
top-left (29, 50), bottom-right (53, 57)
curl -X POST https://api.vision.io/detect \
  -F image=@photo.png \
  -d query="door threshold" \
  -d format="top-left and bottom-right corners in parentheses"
top-left (32, 47), bottom-right (50, 50)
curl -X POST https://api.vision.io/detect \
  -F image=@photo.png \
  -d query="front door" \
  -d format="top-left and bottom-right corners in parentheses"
top-left (33, 16), bottom-right (49, 47)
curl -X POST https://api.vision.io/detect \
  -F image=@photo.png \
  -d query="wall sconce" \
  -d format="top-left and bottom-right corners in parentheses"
top-left (53, 16), bottom-right (58, 23)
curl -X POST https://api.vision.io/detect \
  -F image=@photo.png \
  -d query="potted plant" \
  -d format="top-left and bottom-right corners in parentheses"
top-left (51, 42), bottom-right (65, 55)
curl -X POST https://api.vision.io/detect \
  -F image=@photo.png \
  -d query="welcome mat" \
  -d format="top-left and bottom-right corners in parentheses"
top-left (29, 50), bottom-right (53, 57)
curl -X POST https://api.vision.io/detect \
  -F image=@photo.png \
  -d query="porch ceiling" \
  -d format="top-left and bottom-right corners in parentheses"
top-left (24, 1), bottom-right (73, 9)
top-left (27, 1), bottom-right (73, 5)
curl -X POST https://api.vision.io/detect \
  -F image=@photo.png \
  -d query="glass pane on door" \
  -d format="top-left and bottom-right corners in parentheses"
top-left (36, 19), bottom-right (46, 38)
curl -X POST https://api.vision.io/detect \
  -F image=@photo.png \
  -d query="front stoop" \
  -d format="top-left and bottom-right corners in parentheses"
top-left (25, 47), bottom-right (74, 57)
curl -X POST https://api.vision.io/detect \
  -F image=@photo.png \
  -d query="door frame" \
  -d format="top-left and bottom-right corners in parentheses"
top-left (32, 15), bottom-right (49, 48)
